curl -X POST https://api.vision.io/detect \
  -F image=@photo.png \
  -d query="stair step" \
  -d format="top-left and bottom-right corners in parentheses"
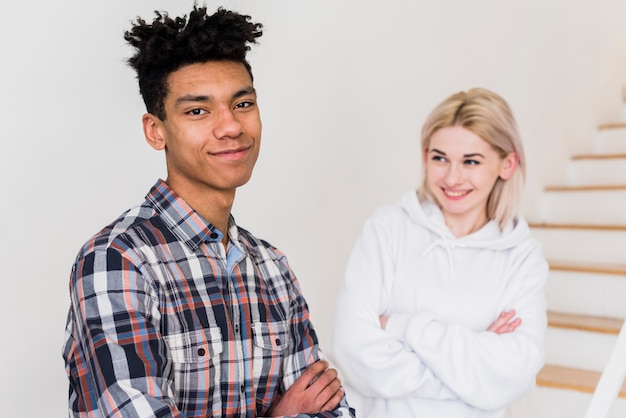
top-left (545, 184), bottom-right (626, 192)
top-left (549, 260), bottom-right (626, 276)
top-left (548, 311), bottom-right (623, 334)
top-left (531, 223), bottom-right (626, 231)
top-left (565, 156), bottom-right (626, 186)
top-left (596, 125), bottom-right (626, 153)
top-left (531, 225), bottom-right (626, 264)
top-left (536, 365), bottom-right (626, 398)
top-left (572, 153), bottom-right (626, 160)
top-left (547, 267), bottom-right (626, 319)
top-left (509, 386), bottom-right (626, 418)
top-left (545, 311), bottom-right (623, 371)
top-left (539, 188), bottom-right (626, 225)
top-left (599, 123), bottom-right (626, 130)
top-left (545, 327), bottom-right (616, 371)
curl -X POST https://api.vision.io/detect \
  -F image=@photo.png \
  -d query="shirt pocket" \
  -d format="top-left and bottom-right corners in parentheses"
top-left (252, 321), bottom-right (289, 352)
top-left (164, 327), bottom-right (223, 414)
top-left (252, 321), bottom-right (289, 410)
top-left (165, 327), bottom-right (223, 364)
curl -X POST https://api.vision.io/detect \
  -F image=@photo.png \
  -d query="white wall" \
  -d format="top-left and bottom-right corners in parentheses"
top-left (1, 1), bottom-right (625, 416)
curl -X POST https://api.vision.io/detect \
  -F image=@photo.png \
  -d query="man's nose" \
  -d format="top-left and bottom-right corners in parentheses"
top-left (213, 109), bottom-right (243, 139)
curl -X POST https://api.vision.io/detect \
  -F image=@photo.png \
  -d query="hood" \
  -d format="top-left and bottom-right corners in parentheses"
top-left (400, 190), bottom-right (530, 251)
top-left (398, 191), bottom-right (532, 286)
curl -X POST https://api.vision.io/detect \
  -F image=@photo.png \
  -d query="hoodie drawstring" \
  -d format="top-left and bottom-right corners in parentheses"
top-left (418, 239), bottom-right (458, 283)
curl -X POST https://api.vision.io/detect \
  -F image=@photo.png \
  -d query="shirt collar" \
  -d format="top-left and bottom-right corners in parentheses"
top-left (145, 179), bottom-right (223, 251)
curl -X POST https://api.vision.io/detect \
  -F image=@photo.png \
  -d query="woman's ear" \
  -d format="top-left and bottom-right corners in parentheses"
top-left (143, 113), bottom-right (166, 151)
top-left (423, 147), bottom-right (429, 167)
top-left (499, 152), bottom-right (519, 180)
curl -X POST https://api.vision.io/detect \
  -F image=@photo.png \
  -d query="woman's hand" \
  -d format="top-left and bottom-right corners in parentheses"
top-left (488, 309), bottom-right (521, 334)
top-left (380, 315), bottom-right (389, 330)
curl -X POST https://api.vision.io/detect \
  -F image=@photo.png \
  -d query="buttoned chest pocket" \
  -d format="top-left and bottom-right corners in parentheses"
top-left (164, 327), bottom-right (223, 410)
top-left (252, 321), bottom-right (289, 409)
top-left (165, 327), bottom-right (223, 363)
top-left (252, 321), bottom-right (289, 352)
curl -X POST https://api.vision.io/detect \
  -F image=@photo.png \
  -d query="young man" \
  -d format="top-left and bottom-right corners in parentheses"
top-left (62, 6), bottom-right (354, 417)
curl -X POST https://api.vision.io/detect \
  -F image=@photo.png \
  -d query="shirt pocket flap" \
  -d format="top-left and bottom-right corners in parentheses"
top-left (252, 321), bottom-right (289, 351)
top-left (165, 327), bottom-right (223, 364)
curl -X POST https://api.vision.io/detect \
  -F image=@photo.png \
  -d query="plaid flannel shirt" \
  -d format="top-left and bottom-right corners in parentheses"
top-left (63, 179), bottom-right (354, 418)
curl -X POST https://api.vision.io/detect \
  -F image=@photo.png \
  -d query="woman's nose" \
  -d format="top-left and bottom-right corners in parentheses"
top-left (444, 164), bottom-right (463, 186)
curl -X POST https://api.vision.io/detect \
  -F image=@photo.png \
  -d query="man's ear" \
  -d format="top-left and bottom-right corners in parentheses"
top-left (143, 113), bottom-right (166, 151)
top-left (499, 152), bottom-right (519, 180)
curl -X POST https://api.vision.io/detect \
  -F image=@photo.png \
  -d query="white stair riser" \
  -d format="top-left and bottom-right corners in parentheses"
top-left (541, 190), bottom-right (626, 225)
top-left (566, 159), bottom-right (626, 186)
top-left (547, 270), bottom-right (626, 318)
top-left (545, 327), bottom-right (616, 371)
top-left (531, 228), bottom-right (626, 264)
top-left (597, 129), bottom-right (626, 153)
top-left (509, 387), bottom-right (626, 418)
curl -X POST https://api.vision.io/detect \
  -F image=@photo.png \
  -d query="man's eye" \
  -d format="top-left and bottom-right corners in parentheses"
top-left (188, 109), bottom-right (206, 116)
top-left (235, 101), bottom-right (253, 109)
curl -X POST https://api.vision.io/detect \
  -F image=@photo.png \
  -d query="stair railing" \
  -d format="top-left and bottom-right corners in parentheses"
top-left (584, 317), bottom-right (626, 417)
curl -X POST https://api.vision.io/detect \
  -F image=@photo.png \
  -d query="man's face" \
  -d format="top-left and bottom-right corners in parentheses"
top-left (148, 60), bottom-right (262, 198)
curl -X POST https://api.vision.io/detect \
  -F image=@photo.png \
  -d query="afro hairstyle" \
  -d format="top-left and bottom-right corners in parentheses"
top-left (124, 5), bottom-right (263, 119)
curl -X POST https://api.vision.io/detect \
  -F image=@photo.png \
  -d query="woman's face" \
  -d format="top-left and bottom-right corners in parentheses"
top-left (424, 126), bottom-right (517, 234)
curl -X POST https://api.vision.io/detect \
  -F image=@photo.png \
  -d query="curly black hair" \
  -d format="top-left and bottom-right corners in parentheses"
top-left (124, 5), bottom-right (263, 120)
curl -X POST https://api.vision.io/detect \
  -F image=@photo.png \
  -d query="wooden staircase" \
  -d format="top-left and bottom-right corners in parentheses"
top-left (538, 309), bottom-right (626, 396)
top-left (547, 310), bottom-right (623, 336)
top-left (508, 108), bottom-right (626, 417)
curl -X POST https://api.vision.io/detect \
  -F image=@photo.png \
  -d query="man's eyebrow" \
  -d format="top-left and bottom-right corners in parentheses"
top-left (175, 94), bottom-right (211, 106)
top-left (233, 86), bottom-right (256, 99)
top-left (174, 87), bottom-right (256, 106)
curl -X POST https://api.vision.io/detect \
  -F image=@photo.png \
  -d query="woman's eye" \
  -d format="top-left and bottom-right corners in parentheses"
top-left (465, 159), bottom-right (480, 165)
top-left (431, 156), bottom-right (446, 162)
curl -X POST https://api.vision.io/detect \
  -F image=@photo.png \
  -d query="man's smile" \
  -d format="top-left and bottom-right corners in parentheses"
top-left (210, 144), bottom-right (252, 160)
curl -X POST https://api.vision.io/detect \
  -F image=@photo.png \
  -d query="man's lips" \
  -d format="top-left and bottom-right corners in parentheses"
top-left (211, 145), bottom-right (251, 160)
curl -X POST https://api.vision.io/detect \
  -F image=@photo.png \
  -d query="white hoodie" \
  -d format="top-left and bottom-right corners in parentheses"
top-left (331, 191), bottom-right (548, 418)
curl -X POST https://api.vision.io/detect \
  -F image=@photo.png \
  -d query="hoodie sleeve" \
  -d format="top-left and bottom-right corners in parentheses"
top-left (331, 214), bottom-right (457, 401)
top-left (384, 242), bottom-right (548, 410)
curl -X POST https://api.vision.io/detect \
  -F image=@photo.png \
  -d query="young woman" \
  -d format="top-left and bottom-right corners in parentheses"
top-left (332, 88), bottom-right (548, 417)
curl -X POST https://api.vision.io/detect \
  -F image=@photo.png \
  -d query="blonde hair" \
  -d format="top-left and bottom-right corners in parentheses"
top-left (418, 87), bottom-right (526, 229)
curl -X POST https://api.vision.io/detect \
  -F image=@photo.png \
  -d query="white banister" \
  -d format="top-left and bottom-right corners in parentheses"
top-left (584, 317), bottom-right (626, 418)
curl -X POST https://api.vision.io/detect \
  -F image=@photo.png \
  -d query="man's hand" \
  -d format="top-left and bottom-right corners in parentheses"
top-left (267, 360), bottom-right (344, 417)
top-left (488, 309), bottom-right (521, 334)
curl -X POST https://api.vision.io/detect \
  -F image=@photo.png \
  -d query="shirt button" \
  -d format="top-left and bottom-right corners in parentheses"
top-left (275, 338), bottom-right (281, 346)
top-left (198, 348), bottom-right (206, 356)
top-left (240, 384), bottom-right (245, 393)
top-left (210, 232), bottom-right (219, 239)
